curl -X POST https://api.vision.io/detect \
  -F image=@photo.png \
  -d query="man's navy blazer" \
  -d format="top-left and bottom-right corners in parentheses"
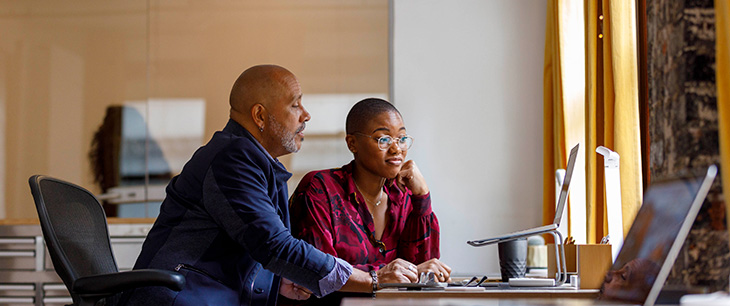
top-left (122, 120), bottom-right (336, 306)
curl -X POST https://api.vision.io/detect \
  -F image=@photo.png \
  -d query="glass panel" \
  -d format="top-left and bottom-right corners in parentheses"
top-left (147, 0), bottom-right (390, 205)
top-left (0, 1), bottom-right (148, 219)
top-left (0, 0), bottom-right (387, 219)
top-left (113, 100), bottom-right (205, 218)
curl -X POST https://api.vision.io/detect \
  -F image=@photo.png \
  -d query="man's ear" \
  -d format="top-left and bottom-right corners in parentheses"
top-left (345, 134), bottom-right (357, 153)
top-left (251, 103), bottom-right (267, 131)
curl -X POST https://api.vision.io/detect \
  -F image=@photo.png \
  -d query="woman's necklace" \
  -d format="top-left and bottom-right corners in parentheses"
top-left (354, 179), bottom-right (384, 206)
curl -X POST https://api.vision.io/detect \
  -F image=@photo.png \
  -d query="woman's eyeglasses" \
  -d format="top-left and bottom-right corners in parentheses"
top-left (352, 132), bottom-right (414, 151)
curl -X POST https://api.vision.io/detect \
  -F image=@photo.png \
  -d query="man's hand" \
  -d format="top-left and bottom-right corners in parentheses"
top-left (377, 258), bottom-right (419, 283)
top-left (279, 278), bottom-right (312, 300)
top-left (416, 258), bottom-right (452, 282)
top-left (395, 160), bottom-right (429, 196)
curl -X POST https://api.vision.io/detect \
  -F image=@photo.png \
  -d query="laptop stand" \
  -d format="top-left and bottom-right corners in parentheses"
top-left (468, 229), bottom-right (568, 286)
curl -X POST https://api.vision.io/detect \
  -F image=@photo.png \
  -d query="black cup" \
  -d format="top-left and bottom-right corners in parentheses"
top-left (498, 238), bottom-right (527, 282)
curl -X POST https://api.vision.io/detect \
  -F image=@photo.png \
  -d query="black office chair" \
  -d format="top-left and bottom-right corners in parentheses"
top-left (28, 175), bottom-right (184, 306)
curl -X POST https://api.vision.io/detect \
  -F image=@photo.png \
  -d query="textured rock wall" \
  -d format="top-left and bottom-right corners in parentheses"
top-left (647, 0), bottom-right (729, 291)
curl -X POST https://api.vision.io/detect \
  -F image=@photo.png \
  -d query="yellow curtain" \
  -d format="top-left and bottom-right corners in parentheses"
top-left (588, 0), bottom-right (644, 241)
top-left (543, 0), bottom-right (587, 243)
top-left (544, 0), bottom-right (643, 244)
top-left (585, 0), bottom-right (602, 244)
top-left (542, 0), bottom-right (564, 242)
top-left (716, 0), bottom-right (730, 237)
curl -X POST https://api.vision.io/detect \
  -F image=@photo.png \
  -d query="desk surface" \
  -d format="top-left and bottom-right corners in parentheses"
top-left (344, 297), bottom-right (602, 306)
top-left (344, 297), bottom-right (679, 306)
top-left (374, 286), bottom-right (599, 300)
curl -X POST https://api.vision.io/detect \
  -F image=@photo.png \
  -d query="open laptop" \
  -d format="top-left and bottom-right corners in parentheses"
top-left (343, 167), bottom-right (717, 306)
top-left (467, 143), bottom-right (580, 247)
top-left (465, 165), bottom-right (716, 306)
top-left (593, 164), bottom-right (717, 305)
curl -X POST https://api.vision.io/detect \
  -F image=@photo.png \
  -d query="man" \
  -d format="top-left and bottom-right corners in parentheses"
top-left (121, 65), bottom-right (417, 306)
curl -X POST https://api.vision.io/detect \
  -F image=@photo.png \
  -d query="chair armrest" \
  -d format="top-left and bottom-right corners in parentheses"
top-left (73, 269), bottom-right (185, 295)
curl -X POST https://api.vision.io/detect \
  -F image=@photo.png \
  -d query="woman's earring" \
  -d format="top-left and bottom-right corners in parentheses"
top-left (259, 126), bottom-right (264, 132)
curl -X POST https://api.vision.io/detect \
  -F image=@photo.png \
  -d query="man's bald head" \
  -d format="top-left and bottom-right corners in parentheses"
top-left (229, 65), bottom-right (298, 121)
top-left (227, 64), bottom-right (309, 158)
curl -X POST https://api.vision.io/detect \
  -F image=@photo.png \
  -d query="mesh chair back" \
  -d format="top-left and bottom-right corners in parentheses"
top-left (29, 175), bottom-right (118, 292)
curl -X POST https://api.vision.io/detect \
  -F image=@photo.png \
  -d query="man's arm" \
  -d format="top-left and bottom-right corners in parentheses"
top-left (340, 269), bottom-right (374, 293)
top-left (340, 258), bottom-right (419, 292)
top-left (205, 147), bottom-right (340, 296)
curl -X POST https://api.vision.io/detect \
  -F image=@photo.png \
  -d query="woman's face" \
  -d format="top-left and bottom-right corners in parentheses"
top-left (348, 111), bottom-right (408, 179)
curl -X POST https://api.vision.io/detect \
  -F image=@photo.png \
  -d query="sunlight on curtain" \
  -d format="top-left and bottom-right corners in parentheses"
top-left (715, 0), bottom-right (730, 239)
top-left (543, 0), bottom-right (562, 242)
top-left (544, 0), bottom-right (641, 244)
top-left (585, 0), bottom-right (601, 244)
top-left (543, 0), bottom-right (587, 244)
top-left (585, 0), bottom-right (643, 242)
top-left (604, 0), bottom-right (643, 238)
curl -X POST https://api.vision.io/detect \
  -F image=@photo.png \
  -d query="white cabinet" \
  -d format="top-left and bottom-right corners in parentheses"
top-left (0, 223), bottom-right (152, 306)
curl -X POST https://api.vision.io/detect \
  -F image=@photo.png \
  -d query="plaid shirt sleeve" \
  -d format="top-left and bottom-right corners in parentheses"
top-left (397, 192), bottom-right (441, 264)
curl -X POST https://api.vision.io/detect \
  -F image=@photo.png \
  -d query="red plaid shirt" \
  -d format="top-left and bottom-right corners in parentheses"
top-left (289, 161), bottom-right (440, 272)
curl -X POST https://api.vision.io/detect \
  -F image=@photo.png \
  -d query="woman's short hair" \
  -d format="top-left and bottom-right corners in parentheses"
top-left (345, 98), bottom-right (401, 134)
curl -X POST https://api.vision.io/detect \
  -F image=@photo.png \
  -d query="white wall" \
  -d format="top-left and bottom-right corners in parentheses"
top-left (392, 0), bottom-right (546, 275)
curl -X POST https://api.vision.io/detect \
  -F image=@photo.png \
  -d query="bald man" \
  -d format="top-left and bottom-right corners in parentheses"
top-left (121, 65), bottom-right (415, 306)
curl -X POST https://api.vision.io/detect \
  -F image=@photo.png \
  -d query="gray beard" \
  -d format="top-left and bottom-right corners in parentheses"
top-left (269, 114), bottom-right (302, 153)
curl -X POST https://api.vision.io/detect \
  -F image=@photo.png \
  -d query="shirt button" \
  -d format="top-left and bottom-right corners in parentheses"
top-left (254, 288), bottom-right (264, 294)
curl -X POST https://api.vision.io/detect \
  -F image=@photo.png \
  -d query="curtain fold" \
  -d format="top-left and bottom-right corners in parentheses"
top-left (715, 0), bottom-right (730, 238)
top-left (599, 0), bottom-right (644, 238)
top-left (585, 0), bottom-right (602, 243)
top-left (543, 0), bottom-right (587, 243)
top-left (542, 0), bottom-right (565, 242)
top-left (544, 0), bottom-right (642, 244)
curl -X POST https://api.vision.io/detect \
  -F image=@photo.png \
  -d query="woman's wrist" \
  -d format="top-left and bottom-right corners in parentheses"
top-left (410, 187), bottom-right (429, 196)
top-left (369, 270), bottom-right (379, 293)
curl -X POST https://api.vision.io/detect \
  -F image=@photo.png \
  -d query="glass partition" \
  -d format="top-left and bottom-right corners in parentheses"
top-left (0, 0), bottom-right (388, 219)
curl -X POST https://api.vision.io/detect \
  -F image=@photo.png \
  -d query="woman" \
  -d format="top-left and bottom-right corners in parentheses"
top-left (289, 98), bottom-right (450, 288)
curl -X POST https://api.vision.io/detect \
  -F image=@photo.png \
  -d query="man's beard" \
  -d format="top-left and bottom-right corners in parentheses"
top-left (269, 114), bottom-right (305, 153)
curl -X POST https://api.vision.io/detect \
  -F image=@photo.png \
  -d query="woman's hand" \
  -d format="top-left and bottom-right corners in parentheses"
top-left (417, 258), bottom-right (452, 283)
top-left (377, 258), bottom-right (419, 284)
top-left (395, 160), bottom-right (429, 196)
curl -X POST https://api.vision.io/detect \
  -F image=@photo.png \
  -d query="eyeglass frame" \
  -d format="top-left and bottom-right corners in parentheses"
top-left (351, 132), bottom-right (414, 151)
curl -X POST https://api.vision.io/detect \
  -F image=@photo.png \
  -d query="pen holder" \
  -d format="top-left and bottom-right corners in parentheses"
top-left (498, 238), bottom-right (528, 281)
top-left (547, 244), bottom-right (612, 289)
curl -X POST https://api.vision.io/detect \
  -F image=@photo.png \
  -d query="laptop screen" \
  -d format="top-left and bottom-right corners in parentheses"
top-left (553, 144), bottom-right (579, 225)
top-left (600, 167), bottom-right (715, 305)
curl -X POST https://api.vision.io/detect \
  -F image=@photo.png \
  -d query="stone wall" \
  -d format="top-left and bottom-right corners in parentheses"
top-left (647, 0), bottom-right (729, 291)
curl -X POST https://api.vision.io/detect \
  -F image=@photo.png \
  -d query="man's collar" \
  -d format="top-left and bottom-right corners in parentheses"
top-left (224, 119), bottom-right (292, 181)
top-left (224, 119), bottom-right (275, 161)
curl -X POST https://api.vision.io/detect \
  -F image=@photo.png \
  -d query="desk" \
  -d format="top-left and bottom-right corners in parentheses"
top-left (374, 287), bottom-right (599, 299)
top-left (343, 297), bottom-right (682, 306)
top-left (344, 297), bottom-right (596, 306)
top-left (344, 289), bottom-right (690, 306)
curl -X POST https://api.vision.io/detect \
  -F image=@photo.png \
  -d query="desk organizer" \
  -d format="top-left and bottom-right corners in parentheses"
top-left (547, 244), bottom-right (612, 289)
